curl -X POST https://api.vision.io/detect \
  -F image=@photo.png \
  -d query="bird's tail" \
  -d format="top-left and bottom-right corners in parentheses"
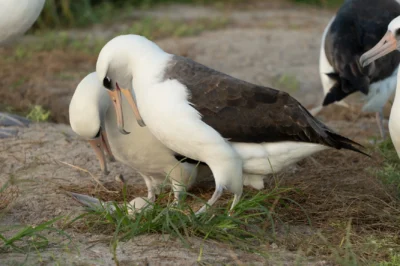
top-left (327, 131), bottom-right (371, 157)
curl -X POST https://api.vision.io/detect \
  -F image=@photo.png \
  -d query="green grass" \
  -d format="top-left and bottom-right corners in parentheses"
top-left (290, 0), bottom-right (343, 8)
top-left (0, 217), bottom-right (69, 253)
top-left (33, 0), bottom-right (342, 31)
top-left (10, 16), bottom-right (230, 58)
top-left (26, 106), bottom-right (51, 122)
top-left (380, 252), bottom-right (400, 266)
top-left (75, 184), bottom-right (305, 259)
top-left (375, 139), bottom-right (400, 197)
top-left (33, 0), bottom-right (237, 30)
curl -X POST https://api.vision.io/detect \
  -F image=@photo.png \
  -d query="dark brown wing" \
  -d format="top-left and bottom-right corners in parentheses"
top-left (163, 56), bottom-right (366, 155)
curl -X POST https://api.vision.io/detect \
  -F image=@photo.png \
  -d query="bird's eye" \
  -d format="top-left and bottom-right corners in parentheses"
top-left (396, 29), bottom-right (400, 37)
top-left (103, 77), bottom-right (112, 90)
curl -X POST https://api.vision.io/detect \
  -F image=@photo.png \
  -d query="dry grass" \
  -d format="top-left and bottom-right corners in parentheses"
top-left (0, 182), bottom-right (19, 211)
top-left (0, 49), bottom-right (95, 123)
top-left (59, 143), bottom-right (400, 263)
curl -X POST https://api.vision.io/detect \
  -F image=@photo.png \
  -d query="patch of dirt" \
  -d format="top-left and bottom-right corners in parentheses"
top-left (1, 2), bottom-right (399, 265)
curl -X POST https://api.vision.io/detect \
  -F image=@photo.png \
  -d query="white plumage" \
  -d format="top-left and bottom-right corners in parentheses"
top-left (0, 0), bottom-right (45, 44)
top-left (69, 73), bottom-right (207, 213)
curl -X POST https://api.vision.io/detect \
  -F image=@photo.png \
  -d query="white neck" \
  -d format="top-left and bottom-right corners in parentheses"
top-left (393, 67), bottom-right (400, 106)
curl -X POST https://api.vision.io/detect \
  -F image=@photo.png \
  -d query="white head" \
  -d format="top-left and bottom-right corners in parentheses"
top-left (69, 72), bottom-right (113, 174)
top-left (69, 72), bottom-right (109, 139)
top-left (96, 34), bottom-right (167, 133)
top-left (360, 16), bottom-right (400, 67)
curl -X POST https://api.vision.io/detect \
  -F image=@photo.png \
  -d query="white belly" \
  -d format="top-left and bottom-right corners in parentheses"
top-left (233, 141), bottom-right (327, 189)
top-left (389, 104), bottom-right (400, 157)
top-left (362, 67), bottom-right (398, 113)
top-left (104, 96), bottom-right (178, 180)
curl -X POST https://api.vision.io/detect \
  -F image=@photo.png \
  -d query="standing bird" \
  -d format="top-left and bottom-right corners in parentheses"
top-left (360, 16), bottom-right (400, 159)
top-left (317, 0), bottom-right (400, 139)
top-left (95, 34), bottom-right (368, 214)
top-left (0, 0), bottom-right (46, 136)
top-left (69, 73), bottom-right (206, 212)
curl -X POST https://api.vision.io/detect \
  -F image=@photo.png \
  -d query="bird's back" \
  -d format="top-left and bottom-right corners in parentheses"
top-left (163, 55), bottom-right (366, 155)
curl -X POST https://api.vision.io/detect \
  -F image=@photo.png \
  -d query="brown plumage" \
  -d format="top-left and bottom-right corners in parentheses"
top-left (163, 55), bottom-right (368, 156)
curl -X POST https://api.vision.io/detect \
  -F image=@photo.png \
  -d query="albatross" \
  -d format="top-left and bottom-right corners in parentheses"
top-left (69, 72), bottom-right (209, 212)
top-left (315, 0), bottom-right (400, 139)
top-left (0, 0), bottom-right (45, 136)
top-left (95, 34), bottom-right (368, 214)
top-left (360, 15), bottom-right (400, 158)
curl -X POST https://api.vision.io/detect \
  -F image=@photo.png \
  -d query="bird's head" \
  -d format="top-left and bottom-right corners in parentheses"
top-left (69, 72), bottom-right (113, 175)
top-left (96, 35), bottom-right (163, 134)
top-left (360, 16), bottom-right (400, 67)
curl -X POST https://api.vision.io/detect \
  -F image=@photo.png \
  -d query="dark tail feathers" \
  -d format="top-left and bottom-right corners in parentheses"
top-left (327, 131), bottom-right (371, 157)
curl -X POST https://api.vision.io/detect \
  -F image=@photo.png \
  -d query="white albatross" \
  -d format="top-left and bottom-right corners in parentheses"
top-left (69, 72), bottom-right (210, 213)
top-left (95, 34), bottom-right (369, 215)
top-left (313, 0), bottom-right (400, 139)
top-left (0, 0), bottom-right (46, 136)
top-left (360, 16), bottom-right (400, 159)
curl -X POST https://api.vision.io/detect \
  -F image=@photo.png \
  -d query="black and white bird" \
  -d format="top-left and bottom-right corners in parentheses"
top-left (95, 34), bottom-right (368, 214)
top-left (316, 0), bottom-right (400, 139)
top-left (360, 15), bottom-right (400, 159)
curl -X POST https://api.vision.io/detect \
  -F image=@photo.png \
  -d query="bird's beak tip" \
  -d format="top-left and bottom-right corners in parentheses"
top-left (118, 127), bottom-right (130, 135)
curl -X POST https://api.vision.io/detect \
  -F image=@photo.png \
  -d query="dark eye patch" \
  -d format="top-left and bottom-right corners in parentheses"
top-left (103, 77), bottom-right (112, 90)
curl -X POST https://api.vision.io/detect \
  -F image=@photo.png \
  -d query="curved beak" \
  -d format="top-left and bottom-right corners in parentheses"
top-left (88, 136), bottom-right (109, 175)
top-left (116, 83), bottom-right (146, 127)
top-left (360, 31), bottom-right (397, 67)
top-left (107, 86), bottom-right (130, 135)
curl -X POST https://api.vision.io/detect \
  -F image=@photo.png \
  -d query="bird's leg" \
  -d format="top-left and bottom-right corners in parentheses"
top-left (376, 110), bottom-right (386, 139)
top-left (228, 193), bottom-right (242, 216)
top-left (195, 185), bottom-right (224, 215)
top-left (139, 173), bottom-right (156, 202)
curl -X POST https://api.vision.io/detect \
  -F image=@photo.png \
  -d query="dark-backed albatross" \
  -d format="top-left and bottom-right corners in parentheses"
top-left (95, 34), bottom-right (368, 214)
top-left (360, 15), bottom-right (400, 159)
top-left (316, 0), bottom-right (400, 139)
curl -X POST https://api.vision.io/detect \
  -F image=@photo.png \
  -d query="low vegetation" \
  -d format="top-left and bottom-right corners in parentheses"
top-left (376, 139), bottom-right (400, 198)
top-left (34, 0), bottom-right (341, 31)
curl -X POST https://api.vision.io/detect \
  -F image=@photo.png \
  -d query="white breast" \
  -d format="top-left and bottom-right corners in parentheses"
top-left (362, 66), bottom-right (398, 112)
top-left (104, 95), bottom-right (177, 179)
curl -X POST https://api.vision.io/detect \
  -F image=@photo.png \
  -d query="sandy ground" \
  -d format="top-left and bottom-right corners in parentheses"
top-left (1, 2), bottom-right (399, 265)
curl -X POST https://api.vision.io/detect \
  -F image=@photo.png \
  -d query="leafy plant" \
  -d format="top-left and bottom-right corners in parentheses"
top-left (26, 106), bottom-right (51, 122)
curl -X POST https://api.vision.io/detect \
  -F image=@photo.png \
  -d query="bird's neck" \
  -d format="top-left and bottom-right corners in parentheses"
top-left (130, 50), bottom-right (172, 88)
top-left (393, 66), bottom-right (400, 106)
